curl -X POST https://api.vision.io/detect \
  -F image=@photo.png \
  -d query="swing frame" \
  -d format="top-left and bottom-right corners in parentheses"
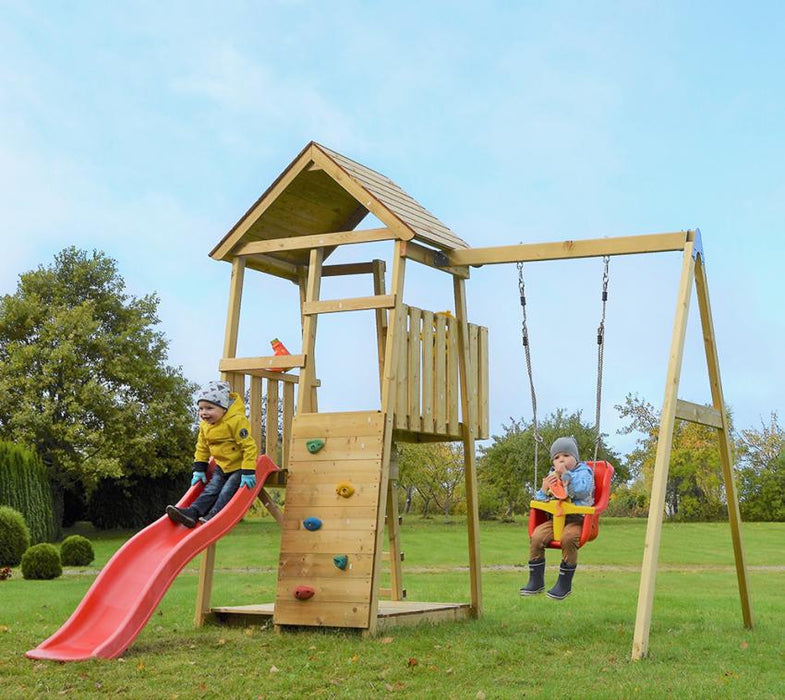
top-left (444, 229), bottom-right (752, 661)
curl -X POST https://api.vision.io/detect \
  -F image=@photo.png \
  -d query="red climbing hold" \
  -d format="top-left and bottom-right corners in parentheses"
top-left (294, 585), bottom-right (315, 600)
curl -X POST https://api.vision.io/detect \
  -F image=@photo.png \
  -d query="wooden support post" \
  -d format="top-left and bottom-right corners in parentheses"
top-left (693, 249), bottom-right (753, 629)
top-left (372, 259), bottom-right (388, 400)
top-left (194, 538), bottom-right (216, 627)
top-left (367, 240), bottom-right (406, 634)
top-left (298, 248), bottom-right (323, 413)
top-left (196, 255), bottom-right (246, 627)
top-left (385, 447), bottom-right (404, 600)
top-left (453, 276), bottom-right (482, 616)
top-left (631, 241), bottom-right (695, 660)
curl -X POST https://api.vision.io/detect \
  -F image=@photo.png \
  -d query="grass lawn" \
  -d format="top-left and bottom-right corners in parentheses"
top-left (1, 517), bottom-right (784, 698)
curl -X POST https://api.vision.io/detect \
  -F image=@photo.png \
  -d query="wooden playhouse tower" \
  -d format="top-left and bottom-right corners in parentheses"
top-left (194, 142), bottom-right (489, 633)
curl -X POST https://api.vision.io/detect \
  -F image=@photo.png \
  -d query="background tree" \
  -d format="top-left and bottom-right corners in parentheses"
top-left (0, 248), bottom-right (197, 530)
top-left (735, 413), bottom-right (785, 521)
top-left (616, 393), bottom-right (730, 521)
top-left (397, 442), bottom-right (466, 517)
top-left (477, 408), bottom-right (624, 519)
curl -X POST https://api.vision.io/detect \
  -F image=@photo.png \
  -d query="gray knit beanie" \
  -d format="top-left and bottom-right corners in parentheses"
top-left (550, 436), bottom-right (580, 462)
top-left (197, 380), bottom-right (231, 409)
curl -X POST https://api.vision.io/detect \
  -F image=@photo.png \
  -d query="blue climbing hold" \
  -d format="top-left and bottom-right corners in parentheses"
top-left (303, 516), bottom-right (322, 531)
top-left (333, 554), bottom-right (348, 570)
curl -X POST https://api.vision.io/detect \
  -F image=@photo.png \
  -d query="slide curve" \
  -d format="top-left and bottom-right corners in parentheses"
top-left (26, 455), bottom-right (279, 662)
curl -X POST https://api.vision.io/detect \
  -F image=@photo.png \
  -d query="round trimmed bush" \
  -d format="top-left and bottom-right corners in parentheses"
top-left (0, 505), bottom-right (31, 566)
top-left (60, 534), bottom-right (95, 566)
top-left (21, 543), bottom-right (62, 580)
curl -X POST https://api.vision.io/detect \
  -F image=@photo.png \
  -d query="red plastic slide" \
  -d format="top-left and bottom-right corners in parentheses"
top-left (26, 455), bottom-right (279, 662)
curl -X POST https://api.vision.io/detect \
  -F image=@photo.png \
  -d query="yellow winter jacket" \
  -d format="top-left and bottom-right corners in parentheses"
top-left (193, 392), bottom-right (258, 473)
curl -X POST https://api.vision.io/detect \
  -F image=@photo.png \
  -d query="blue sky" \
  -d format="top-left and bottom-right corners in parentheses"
top-left (2, 1), bottom-right (783, 457)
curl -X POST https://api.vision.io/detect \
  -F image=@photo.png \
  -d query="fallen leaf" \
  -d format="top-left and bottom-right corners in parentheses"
top-left (269, 665), bottom-right (279, 674)
top-left (445, 668), bottom-right (454, 675)
top-left (407, 657), bottom-right (418, 668)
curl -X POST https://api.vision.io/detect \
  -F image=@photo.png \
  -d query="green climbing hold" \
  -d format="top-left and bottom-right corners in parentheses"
top-left (306, 439), bottom-right (325, 454)
top-left (333, 554), bottom-right (348, 570)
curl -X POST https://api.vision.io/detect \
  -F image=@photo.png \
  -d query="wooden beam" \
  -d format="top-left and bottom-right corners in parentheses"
top-left (403, 240), bottom-right (470, 279)
top-left (302, 295), bottom-right (395, 315)
top-left (219, 355), bottom-right (306, 373)
top-left (693, 251), bottom-right (753, 630)
top-left (447, 231), bottom-right (692, 267)
top-left (234, 227), bottom-right (397, 256)
top-left (258, 489), bottom-right (284, 525)
top-left (674, 399), bottom-right (724, 429)
top-left (243, 253), bottom-right (300, 282)
top-left (632, 241), bottom-right (695, 661)
top-left (310, 147), bottom-right (416, 243)
top-left (323, 262), bottom-right (376, 277)
top-left (211, 145), bottom-right (316, 261)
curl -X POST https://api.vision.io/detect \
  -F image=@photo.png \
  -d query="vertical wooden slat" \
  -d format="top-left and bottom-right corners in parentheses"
top-left (433, 314), bottom-right (447, 435)
top-left (420, 310), bottom-right (435, 434)
top-left (407, 307), bottom-right (422, 432)
top-left (632, 241), bottom-right (695, 660)
top-left (282, 382), bottom-right (295, 470)
top-left (447, 315), bottom-right (459, 433)
top-left (395, 307), bottom-right (409, 429)
top-left (453, 276), bottom-right (482, 617)
top-left (477, 325), bottom-right (489, 439)
top-left (250, 376), bottom-right (263, 450)
top-left (693, 250), bottom-right (753, 629)
top-left (266, 379), bottom-right (280, 461)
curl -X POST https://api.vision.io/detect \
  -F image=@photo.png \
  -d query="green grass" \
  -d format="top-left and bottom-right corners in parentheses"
top-left (2, 517), bottom-right (785, 698)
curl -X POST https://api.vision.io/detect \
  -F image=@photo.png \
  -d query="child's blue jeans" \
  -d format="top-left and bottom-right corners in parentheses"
top-left (182, 466), bottom-right (242, 521)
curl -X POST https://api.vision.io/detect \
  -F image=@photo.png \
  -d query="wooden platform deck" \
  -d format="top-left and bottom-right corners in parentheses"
top-left (208, 601), bottom-right (473, 632)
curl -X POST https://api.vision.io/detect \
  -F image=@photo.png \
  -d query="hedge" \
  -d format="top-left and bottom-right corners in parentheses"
top-left (0, 442), bottom-right (55, 544)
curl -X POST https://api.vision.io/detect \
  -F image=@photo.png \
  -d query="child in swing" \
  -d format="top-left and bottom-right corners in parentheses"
top-left (166, 380), bottom-right (258, 528)
top-left (520, 436), bottom-right (594, 600)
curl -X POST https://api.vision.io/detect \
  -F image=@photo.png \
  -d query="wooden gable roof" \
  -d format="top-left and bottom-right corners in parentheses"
top-left (210, 142), bottom-right (468, 277)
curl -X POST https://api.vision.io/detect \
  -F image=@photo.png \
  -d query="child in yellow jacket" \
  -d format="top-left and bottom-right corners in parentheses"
top-left (166, 381), bottom-right (258, 528)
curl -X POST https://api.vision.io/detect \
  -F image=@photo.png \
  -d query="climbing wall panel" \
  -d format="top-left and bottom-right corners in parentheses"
top-left (274, 410), bottom-right (386, 628)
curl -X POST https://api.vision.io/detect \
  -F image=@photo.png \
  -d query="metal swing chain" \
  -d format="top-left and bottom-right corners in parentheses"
top-left (593, 255), bottom-right (610, 464)
top-left (517, 261), bottom-right (545, 489)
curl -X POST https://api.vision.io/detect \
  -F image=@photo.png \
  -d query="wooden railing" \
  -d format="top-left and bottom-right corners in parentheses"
top-left (222, 370), bottom-right (298, 483)
top-left (393, 305), bottom-right (489, 440)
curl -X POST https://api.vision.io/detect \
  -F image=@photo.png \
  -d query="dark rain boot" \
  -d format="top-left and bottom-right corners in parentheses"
top-left (546, 561), bottom-right (577, 600)
top-left (519, 558), bottom-right (546, 596)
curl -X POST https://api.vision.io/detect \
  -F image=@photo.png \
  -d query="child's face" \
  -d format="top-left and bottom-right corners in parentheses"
top-left (198, 400), bottom-right (227, 425)
top-left (552, 451), bottom-right (578, 472)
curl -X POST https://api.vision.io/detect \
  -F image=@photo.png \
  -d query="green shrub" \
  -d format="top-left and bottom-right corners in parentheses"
top-left (0, 505), bottom-right (31, 566)
top-left (21, 543), bottom-right (62, 580)
top-left (60, 534), bottom-right (95, 566)
top-left (0, 442), bottom-right (56, 543)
